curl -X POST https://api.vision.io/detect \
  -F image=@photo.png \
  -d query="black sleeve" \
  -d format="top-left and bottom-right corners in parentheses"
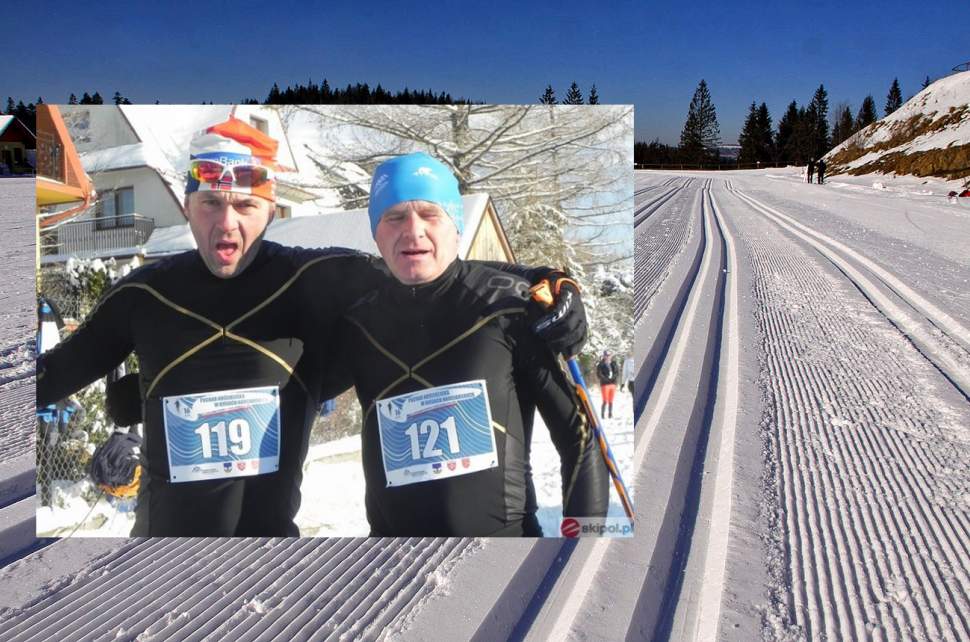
top-left (474, 261), bottom-right (557, 284)
top-left (284, 252), bottom-right (380, 402)
top-left (287, 252), bottom-right (383, 343)
top-left (37, 283), bottom-right (136, 407)
top-left (512, 321), bottom-right (609, 519)
top-left (299, 325), bottom-right (355, 403)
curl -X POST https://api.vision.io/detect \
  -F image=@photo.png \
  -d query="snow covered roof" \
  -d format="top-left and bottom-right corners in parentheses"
top-left (0, 115), bottom-right (35, 140)
top-left (79, 142), bottom-right (168, 174)
top-left (142, 192), bottom-right (491, 259)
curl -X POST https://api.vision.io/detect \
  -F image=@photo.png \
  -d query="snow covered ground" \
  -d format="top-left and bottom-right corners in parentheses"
top-left (4, 169), bottom-right (970, 640)
top-left (630, 168), bottom-right (970, 640)
top-left (0, 177), bottom-right (41, 568)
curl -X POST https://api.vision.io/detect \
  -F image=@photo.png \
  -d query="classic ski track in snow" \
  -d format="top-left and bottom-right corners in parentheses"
top-left (634, 176), bottom-right (695, 323)
top-left (0, 178), bottom-right (41, 567)
top-left (723, 184), bottom-right (970, 641)
top-left (731, 187), bottom-right (970, 402)
top-left (0, 537), bottom-right (473, 641)
top-left (634, 177), bottom-right (691, 227)
top-left (634, 175), bottom-right (680, 198)
top-left (0, 178), bottom-right (36, 465)
top-left (691, 188), bottom-right (742, 641)
top-left (513, 177), bottom-right (741, 640)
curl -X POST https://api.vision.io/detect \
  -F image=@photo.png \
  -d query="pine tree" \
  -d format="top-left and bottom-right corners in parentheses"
top-left (562, 82), bottom-right (584, 105)
top-left (775, 101), bottom-right (794, 161)
top-left (809, 84), bottom-right (830, 157)
top-left (922, 75), bottom-right (931, 89)
top-left (91, 92), bottom-right (104, 105)
top-left (539, 85), bottom-right (556, 104)
top-left (756, 102), bottom-right (774, 162)
top-left (5, 97), bottom-right (14, 114)
top-left (68, 93), bottom-right (78, 105)
top-left (679, 79), bottom-right (721, 164)
top-left (588, 84), bottom-right (599, 105)
top-left (855, 95), bottom-right (877, 130)
top-left (885, 77), bottom-right (902, 115)
top-left (738, 102), bottom-right (760, 164)
top-left (831, 104), bottom-right (855, 147)
top-left (13, 101), bottom-right (36, 133)
top-left (266, 83), bottom-right (281, 104)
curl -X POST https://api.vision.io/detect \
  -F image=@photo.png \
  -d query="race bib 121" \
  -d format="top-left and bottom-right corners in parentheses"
top-left (376, 380), bottom-right (498, 487)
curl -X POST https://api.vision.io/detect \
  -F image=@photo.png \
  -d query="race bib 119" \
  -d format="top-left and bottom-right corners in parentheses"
top-left (375, 380), bottom-right (498, 487)
top-left (162, 386), bottom-right (281, 483)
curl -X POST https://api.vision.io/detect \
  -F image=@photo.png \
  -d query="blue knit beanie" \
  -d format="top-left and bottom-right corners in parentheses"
top-left (368, 152), bottom-right (463, 237)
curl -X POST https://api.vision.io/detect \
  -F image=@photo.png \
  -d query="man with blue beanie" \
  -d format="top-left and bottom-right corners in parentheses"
top-left (323, 151), bottom-right (610, 536)
top-left (368, 152), bottom-right (464, 236)
top-left (368, 152), bottom-right (465, 285)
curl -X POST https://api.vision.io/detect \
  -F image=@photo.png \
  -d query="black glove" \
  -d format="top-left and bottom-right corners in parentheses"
top-left (106, 372), bottom-right (143, 427)
top-left (89, 430), bottom-right (142, 498)
top-left (530, 271), bottom-right (588, 358)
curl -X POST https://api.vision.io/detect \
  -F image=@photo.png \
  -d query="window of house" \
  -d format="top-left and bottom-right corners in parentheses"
top-left (250, 116), bottom-right (269, 134)
top-left (97, 187), bottom-right (135, 230)
top-left (275, 204), bottom-right (291, 220)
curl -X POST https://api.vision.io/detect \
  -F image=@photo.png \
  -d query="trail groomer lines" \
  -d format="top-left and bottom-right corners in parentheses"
top-left (731, 187), bottom-right (970, 402)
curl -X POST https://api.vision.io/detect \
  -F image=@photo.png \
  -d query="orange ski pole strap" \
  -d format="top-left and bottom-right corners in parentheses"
top-left (529, 279), bottom-right (555, 308)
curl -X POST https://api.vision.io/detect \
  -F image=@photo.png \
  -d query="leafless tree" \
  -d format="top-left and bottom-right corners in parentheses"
top-left (276, 104), bottom-right (634, 361)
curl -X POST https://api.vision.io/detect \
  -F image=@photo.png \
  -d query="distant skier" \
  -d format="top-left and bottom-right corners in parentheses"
top-left (817, 158), bottom-right (826, 184)
top-left (597, 350), bottom-right (618, 419)
top-left (807, 158), bottom-right (815, 183)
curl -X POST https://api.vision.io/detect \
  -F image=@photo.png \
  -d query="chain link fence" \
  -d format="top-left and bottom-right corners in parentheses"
top-left (38, 265), bottom-right (84, 321)
top-left (36, 261), bottom-right (133, 533)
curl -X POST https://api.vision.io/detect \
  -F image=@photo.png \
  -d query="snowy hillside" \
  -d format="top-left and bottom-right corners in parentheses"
top-left (825, 70), bottom-right (970, 184)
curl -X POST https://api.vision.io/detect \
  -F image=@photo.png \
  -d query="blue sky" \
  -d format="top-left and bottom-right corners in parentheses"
top-left (8, 1), bottom-right (968, 144)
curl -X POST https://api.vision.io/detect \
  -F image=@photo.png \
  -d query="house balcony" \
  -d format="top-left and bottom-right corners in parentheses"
top-left (40, 214), bottom-right (156, 260)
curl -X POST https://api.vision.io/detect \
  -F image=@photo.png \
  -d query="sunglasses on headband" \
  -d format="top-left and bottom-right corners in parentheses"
top-left (189, 159), bottom-right (274, 187)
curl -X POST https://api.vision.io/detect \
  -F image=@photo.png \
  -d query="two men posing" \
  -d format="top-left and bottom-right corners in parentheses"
top-left (38, 119), bottom-right (611, 537)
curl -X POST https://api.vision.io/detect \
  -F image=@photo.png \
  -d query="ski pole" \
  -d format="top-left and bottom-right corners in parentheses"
top-left (530, 280), bottom-right (635, 520)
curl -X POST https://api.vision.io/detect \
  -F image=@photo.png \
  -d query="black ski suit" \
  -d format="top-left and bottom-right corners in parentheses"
top-left (326, 260), bottom-right (610, 537)
top-left (37, 242), bottom-right (375, 536)
top-left (38, 243), bottom-right (578, 537)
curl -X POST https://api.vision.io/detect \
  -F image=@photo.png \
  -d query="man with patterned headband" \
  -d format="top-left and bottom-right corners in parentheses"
top-left (321, 152), bottom-right (610, 536)
top-left (38, 119), bottom-right (588, 536)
